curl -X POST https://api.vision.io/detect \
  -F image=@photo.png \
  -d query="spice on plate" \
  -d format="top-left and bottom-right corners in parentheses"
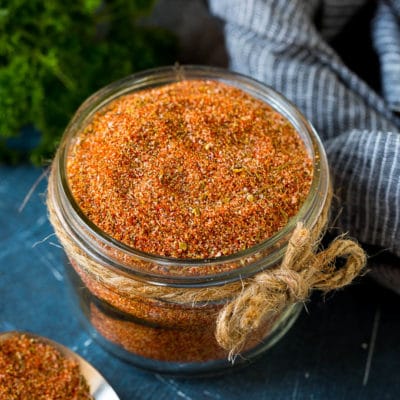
top-left (0, 333), bottom-right (92, 400)
top-left (67, 80), bottom-right (313, 259)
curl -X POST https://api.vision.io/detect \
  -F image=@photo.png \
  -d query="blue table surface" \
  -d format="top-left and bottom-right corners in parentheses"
top-left (1, 165), bottom-right (399, 400)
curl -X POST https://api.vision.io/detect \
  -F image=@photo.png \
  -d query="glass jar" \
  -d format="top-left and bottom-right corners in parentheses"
top-left (48, 65), bottom-right (330, 375)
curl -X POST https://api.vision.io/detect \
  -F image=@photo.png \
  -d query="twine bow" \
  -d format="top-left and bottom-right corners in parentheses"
top-left (215, 222), bottom-right (366, 360)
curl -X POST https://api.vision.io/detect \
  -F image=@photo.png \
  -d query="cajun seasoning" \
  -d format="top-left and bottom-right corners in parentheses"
top-left (0, 333), bottom-right (92, 400)
top-left (52, 71), bottom-right (319, 369)
top-left (67, 80), bottom-right (312, 259)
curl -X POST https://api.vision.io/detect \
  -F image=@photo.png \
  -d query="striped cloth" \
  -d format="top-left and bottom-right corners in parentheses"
top-left (209, 0), bottom-right (400, 290)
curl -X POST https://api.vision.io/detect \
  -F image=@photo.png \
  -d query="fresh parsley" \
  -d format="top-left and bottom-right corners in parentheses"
top-left (0, 0), bottom-right (177, 164)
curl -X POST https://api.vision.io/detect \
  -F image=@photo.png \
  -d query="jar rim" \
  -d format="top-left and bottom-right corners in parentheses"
top-left (54, 65), bottom-right (330, 286)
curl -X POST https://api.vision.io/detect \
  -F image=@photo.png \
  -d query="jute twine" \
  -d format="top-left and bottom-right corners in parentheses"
top-left (47, 163), bottom-right (366, 360)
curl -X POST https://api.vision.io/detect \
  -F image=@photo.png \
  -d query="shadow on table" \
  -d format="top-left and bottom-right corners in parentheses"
top-left (169, 279), bottom-right (400, 400)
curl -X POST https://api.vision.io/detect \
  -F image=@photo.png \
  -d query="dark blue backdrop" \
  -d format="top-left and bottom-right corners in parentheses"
top-left (1, 165), bottom-right (399, 400)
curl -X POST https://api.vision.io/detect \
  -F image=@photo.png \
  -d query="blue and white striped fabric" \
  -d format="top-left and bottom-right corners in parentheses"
top-left (373, 0), bottom-right (400, 112)
top-left (209, 0), bottom-right (400, 287)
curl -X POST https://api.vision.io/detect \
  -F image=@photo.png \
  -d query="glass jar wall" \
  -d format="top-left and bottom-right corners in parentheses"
top-left (48, 66), bottom-right (330, 375)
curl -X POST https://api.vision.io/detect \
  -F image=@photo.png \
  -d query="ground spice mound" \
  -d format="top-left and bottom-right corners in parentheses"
top-left (0, 333), bottom-right (92, 400)
top-left (67, 80), bottom-right (313, 258)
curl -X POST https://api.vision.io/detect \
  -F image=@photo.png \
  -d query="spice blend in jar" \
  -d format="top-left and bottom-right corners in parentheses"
top-left (64, 79), bottom-right (312, 364)
top-left (48, 66), bottom-right (365, 374)
top-left (67, 80), bottom-right (313, 259)
top-left (0, 333), bottom-right (92, 400)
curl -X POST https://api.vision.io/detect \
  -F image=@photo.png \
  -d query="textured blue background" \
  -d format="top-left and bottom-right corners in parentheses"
top-left (1, 165), bottom-right (399, 400)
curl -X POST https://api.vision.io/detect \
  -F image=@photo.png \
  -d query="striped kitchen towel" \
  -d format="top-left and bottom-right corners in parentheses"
top-left (209, 0), bottom-right (400, 292)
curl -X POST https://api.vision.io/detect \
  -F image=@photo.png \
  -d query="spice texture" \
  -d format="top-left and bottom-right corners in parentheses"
top-left (56, 77), bottom-right (315, 366)
top-left (0, 333), bottom-right (92, 400)
top-left (67, 80), bottom-right (313, 259)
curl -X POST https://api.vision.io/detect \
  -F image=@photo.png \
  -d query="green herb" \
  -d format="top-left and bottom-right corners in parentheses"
top-left (0, 0), bottom-right (177, 164)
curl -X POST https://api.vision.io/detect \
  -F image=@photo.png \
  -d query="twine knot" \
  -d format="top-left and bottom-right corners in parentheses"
top-left (215, 222), bottom-right (366, 361)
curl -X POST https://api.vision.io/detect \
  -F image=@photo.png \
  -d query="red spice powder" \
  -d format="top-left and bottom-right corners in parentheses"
top-left (67, 80), bottom-right (313, 259)
top-left (90, 302), bottom-right (226, 362)
top-left (0, 333), bottom-right (92, 400)
top-left (88, 295), bottom-right (278, 363)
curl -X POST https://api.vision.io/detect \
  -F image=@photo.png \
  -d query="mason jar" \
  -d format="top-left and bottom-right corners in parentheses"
top-left (47, 65), bottom-right (330, 375)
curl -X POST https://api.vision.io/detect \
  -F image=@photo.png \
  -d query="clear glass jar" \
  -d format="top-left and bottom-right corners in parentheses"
top-left (48, 65), bottom-right (330, 376)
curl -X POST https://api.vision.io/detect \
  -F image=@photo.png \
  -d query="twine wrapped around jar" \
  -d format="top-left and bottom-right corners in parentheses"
top-left (47, 162), bottom-right (366, 361)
